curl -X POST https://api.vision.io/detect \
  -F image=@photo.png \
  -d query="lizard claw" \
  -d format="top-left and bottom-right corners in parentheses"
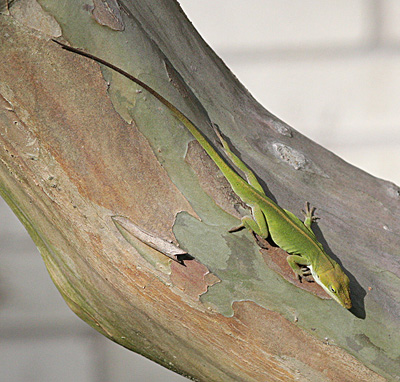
top-left (299, 265), bottom-right (312, 277)
top-left (301, 270), bottom-right (312, 277)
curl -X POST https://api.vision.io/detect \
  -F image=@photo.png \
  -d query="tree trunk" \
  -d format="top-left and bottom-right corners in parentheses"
top-left (1, 1), bottom-right (399, 381)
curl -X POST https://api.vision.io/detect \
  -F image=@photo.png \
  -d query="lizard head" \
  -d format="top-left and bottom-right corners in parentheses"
top-left (315, 263), bottom-right (352, 309)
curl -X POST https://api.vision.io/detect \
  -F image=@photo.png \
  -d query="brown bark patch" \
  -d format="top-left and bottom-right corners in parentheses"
top-left (170, 259), bottom-right (220, 300)
top-left (0, 25), bottom-right (196, 239)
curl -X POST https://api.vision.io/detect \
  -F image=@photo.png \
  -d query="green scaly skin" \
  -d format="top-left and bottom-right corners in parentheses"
top-left (53, 40), bottom-right (352, 309)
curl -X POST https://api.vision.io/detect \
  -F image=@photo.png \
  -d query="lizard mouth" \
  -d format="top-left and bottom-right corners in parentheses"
top-left (342, 299), bottom-right (352, 309)
top-left (329, 290), bottom-right (352, 309)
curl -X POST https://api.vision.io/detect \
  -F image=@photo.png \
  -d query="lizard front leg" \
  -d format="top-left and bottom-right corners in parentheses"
top-left (287, 254), bottom-right (312, 282)
top-left (302, 201), bottom-right (319, 231)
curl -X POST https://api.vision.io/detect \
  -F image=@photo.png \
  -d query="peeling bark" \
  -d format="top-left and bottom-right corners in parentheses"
top-left (1, 1), bottom-right (399, 381)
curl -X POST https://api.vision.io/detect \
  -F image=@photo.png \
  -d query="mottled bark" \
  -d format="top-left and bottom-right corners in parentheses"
top-left (0, 1), bottom-right (399, 381)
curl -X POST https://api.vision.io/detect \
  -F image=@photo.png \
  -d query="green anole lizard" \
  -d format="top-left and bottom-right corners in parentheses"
top-left (53, 40), bottom-right (352, 309)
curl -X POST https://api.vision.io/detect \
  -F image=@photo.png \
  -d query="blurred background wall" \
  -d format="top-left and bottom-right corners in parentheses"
top-left (1, 1), bottom-right (399, 381)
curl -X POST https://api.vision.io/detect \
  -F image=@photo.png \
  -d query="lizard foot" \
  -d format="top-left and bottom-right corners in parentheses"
top-left (302, 201), bottom-right (319, 222)
top-left (253, 232), bottom-right (270, 249)
top-left (296, 265), bottom-right (314, 283)
top-left (297, 274), bottom-right (314, 283)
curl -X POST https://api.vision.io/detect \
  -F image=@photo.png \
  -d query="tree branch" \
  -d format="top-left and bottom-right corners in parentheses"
top-left (0, 0), bottom-right (399, 380)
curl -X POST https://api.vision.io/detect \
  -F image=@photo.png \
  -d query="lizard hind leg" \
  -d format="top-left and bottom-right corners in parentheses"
top-left (229, 216), bottom-right (269, 238)
top-left (212, 124), bottom-right (269, 239)
top-left (229, 206), bottom-right (269, 239)
top-left (212, 124), bottom-right (265, 194)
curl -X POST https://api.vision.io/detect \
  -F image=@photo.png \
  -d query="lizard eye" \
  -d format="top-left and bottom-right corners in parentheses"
top-left (329, 286), bottom-right (337, 293)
